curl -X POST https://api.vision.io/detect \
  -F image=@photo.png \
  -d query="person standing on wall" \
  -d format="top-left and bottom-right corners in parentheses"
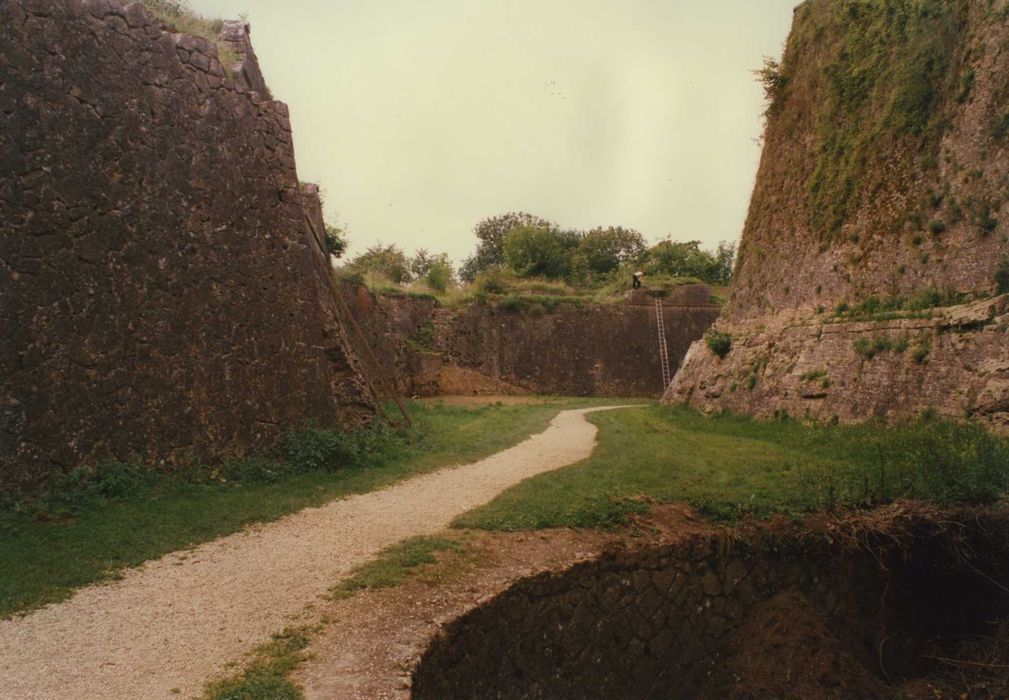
top-left (632, 270), bottom-right (645, 289)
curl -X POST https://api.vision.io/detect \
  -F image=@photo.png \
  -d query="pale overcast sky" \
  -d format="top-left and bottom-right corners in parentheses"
top-left (190, 0), bottom-right (799, 263)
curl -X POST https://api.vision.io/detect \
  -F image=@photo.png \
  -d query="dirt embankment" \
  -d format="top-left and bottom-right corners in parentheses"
top-left (412, 504), bottom-right (1009, 700)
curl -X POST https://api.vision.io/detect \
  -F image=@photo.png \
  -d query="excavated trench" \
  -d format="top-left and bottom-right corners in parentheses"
top-left (413, 509), bottom-right (1009, 699)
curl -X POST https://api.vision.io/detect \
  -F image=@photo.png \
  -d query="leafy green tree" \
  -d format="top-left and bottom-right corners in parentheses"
top-left (713, 241), bottom-right (736, 285)
top-left (460, 212), bottom-right (556, 281)
top-left (503, 226), bottom-right (570, 279)
top-left (345, 244), bottom-right (412, 284)
top-left (408, 249), bottom-right (437, 279)
top-left (458, 253), bottom-right (488, 283)
top-left (577, 227), bottom-right (647, 275)
top-left (461, 210), bottom-right (735, 288)
top-left (323, 223), bottom-right (348, 261)
top-left (410, 249), bottom-right (455, 292)
top-left (643, 239), bottom-right (736, 285)
top-left (424, 260), bottom-right (454, 292)
top-left (646, 239), bottom-right (707, 279)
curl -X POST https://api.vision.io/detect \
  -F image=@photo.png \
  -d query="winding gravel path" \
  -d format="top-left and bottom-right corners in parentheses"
top-left (0, 406), bottom-right (631, 699)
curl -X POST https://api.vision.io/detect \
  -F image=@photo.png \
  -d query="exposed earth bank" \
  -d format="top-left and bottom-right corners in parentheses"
top-left (409, 504), bottom-right (1009, 700)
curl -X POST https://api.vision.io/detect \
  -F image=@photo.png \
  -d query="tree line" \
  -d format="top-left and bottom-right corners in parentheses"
top-left (331, 211), bottom-right (735, 291)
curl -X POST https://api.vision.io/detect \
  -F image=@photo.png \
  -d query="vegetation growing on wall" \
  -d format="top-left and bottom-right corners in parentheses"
top-left (797, 0), bottom-right (967, 240)
top-left (705, 330), bottom-right (733, 359)
top-left (139, 0), bottom-right (237, 67)
top-left (832, 289), bottom-right (971, 322)
top-left (996, 257), bottom-right (1009, 295)
top-left (754, 56), bottom-right (789, 118)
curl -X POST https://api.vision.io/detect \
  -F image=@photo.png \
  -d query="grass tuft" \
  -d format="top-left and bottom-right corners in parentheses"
top-left (704, 330), bottom-right (733, 359)
top-left (138, 0), bottom-right (239, 69)
top-left (330, 536), bottom-right (461, 599)
top-left (202, 627), bottom-right (310, 700)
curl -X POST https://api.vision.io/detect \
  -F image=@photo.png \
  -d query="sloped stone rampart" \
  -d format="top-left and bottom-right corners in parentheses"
top-left (671, 1), bottom-right (1009, 423)
top-left (0, 0), bottom-right (374, 491)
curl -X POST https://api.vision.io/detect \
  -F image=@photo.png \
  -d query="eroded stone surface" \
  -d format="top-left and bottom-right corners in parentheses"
top-left (670, 1), bottom-right (1009, 422)
top-left (727, 1), bottom-right (1009, 322)
top-left (669, 295), bottom-right (1009, 428)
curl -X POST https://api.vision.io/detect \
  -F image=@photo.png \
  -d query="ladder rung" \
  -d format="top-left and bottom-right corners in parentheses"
top-left (655, 297), bottom-right (671, 389)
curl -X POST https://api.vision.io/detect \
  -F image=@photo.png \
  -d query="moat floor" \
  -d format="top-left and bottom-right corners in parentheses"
top-left (293, 503), bottom-right (716, 699)
top-left (0, 407), bottom-right (633, 700)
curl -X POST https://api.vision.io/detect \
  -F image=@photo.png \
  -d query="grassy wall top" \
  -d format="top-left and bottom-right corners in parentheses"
top-left (138, 0), bottom-right (238, 68)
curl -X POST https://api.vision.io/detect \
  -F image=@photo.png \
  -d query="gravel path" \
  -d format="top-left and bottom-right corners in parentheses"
top-left (0, 406), bottom-right (631, 699)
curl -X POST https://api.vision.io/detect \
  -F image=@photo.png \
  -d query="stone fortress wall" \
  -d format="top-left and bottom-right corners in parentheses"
top-left (669, 0), bottom-right (1009, 428)
top-left (413, 513), bottom-right (1009, 698)
top-left (0, 0), bottom-right (375, 491)
top-left (341, 283), bottom-right (720, 399)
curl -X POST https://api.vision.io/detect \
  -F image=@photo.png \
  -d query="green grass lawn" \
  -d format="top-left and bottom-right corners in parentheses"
top-left (454, 404), bottom-right (1009, 531)
top-left (0, 399), bottom-right (594, 618)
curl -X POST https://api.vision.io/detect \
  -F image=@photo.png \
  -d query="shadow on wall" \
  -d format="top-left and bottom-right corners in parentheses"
top-left (414, 510), bottom-right (1009, 699)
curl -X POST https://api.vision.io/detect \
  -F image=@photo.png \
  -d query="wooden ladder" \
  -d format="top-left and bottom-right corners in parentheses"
top-left (655, 297), bottom-right (672, 391)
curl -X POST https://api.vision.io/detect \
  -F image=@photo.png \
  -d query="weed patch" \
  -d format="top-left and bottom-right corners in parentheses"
top-left (996, 257), bottom-right (1009, 294)
top-left (800, 0), bottom-right (966, 239)
top-left (832, 289), bottom-right (971, 322)
top-left (405, 324), bottom-right (438, 352)
top-left (705, 330), bottom-right (733, 359)
top-left (202, 626), bottom-right (311, 700)
top-left (330, 536), bottom-right (461, 599)
top-left (139, 0), bottom-right (238, 68)
top-left (853, 336), bottom-right (895, 359)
